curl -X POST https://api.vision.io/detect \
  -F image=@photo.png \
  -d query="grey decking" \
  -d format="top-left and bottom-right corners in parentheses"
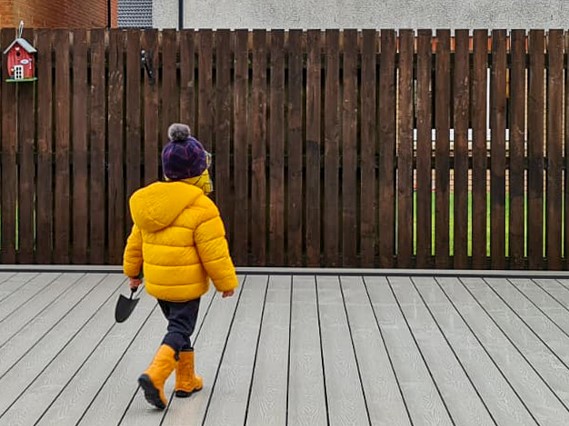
top-left (0, 272), bottom-right (569, 425)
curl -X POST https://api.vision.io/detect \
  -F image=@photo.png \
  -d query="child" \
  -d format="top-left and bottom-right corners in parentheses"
top-left (123, 123), bottom-right (238, 410)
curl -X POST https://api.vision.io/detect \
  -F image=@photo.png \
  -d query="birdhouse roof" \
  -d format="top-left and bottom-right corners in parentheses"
top-left (3, 38), bottom-right (37, 55)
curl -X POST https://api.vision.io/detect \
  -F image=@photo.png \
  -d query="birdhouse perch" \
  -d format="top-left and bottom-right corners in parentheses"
top-left (3, 21), bottom-right (37, 83)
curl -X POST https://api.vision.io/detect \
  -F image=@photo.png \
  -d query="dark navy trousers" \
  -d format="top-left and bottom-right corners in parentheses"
top-left (157, 298), bottom-right (200, 354)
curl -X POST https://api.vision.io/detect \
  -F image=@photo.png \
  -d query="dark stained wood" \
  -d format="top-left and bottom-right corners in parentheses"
top-left (397, 29), bottom-right (414, 268)
top-left (71, 29), bottom-right (89, 264)
top-left (509, 30), bottom-right (526, 270)
top-left (197, 30), bottom-right (213, 151)
top-left (251, 30), bottom-right (267, 266)
top-left (415, 30), bottom-right (433, 268)
top-left (89, 29), bottom-right (106, 264)
top-left (566, 33), bottom-right (569, 270)
top-left (35, 29), bottom-right (54, 264)
top-left (180, 30), bottom-right (196, 132)
top-left (323, 30), bottom-right (340, 267)
top-left (161, 29), bottom-right (179, 142)
top-left (16, 27), bottom-right (35, 264)
top-left (305, 30), bottom-right (322, 267)
top-left (546, 30), bottom-right (563, 270)
top-left (341, 30), bottom-right (358, 268)
top-left (125, 30), bottom-right (142, 234)
top-left (527, 30), bottom-right (545, 270)
top-left (214, 30), bottom-right (233, 250)
top-left (269, 30), bottom-right (286, 266)
top-left (107, 30), bottom-right (125, 265)
top-left (287, 30), bottom-right (304, 267)
top-left (490, 30), bottom-right (507, 270)
top-left (54, 30), bottom-right (71, 264)
top-left (471, 30), bottom-right (488, 269)
top-left (1, 28), bottom-right (568, 271)
top-left (1, 29), bottom-right (17, 264)
top-left (360, 29), bottom-right (377, 267)
top-left (141, 30), bottom-right (159, 184)
top-left (378, 30), bottom-right (396, 268)
top-left (453, 30), bottom-right (470, 269)
top-left (232, 30), bottom-right (249, 266)
top-left (434, 30), bottom-right (451, 269)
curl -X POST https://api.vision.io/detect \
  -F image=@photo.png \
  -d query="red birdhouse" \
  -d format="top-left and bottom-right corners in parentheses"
top-left (3, 22), bottom-right (37, 83)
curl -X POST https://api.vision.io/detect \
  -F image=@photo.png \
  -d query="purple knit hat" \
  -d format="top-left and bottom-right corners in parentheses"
top-left (161, 123), bottom-right (208, 180)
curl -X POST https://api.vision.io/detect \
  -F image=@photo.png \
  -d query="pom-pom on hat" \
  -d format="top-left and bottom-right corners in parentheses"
top-left (161, 123), bottom-right (208, 181)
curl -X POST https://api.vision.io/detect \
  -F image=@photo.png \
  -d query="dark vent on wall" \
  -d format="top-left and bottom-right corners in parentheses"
top-left (118, 0), bottom-right (153, 28)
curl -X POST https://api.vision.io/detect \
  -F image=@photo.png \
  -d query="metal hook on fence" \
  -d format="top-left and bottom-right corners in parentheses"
top-left (141, 49), bottom-right (155, 85)
top-left (17, 20), bottom-right (24, 38)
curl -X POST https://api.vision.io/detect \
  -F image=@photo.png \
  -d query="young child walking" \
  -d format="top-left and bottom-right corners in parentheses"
top-left (123, 123), bottom-right (238, 410)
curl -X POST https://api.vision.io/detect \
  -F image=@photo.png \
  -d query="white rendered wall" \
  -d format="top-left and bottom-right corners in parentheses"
top-left (153, 0), bottom-right (569, 29)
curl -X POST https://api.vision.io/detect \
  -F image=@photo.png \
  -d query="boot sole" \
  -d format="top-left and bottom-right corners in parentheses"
top-left (138, 374), bottom-right (166, 410)
top-left (175, 386), bottom-right (203, 398)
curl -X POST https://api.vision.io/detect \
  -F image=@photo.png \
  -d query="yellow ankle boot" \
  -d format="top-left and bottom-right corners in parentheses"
top-left (175, 349), bottom-right (203, 397)
top-left (138, 345), bottom-right (178, 409)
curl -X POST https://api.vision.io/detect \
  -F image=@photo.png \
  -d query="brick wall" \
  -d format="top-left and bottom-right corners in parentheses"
top-left (1, 0), bottom-right (117, 28)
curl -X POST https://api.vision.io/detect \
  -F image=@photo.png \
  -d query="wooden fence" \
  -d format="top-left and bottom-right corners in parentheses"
top-left (0, 28), bottom-right (566, 269)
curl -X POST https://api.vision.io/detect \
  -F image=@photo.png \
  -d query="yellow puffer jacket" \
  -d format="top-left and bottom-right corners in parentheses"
top-left (123, 180), bottom-right (238, 301)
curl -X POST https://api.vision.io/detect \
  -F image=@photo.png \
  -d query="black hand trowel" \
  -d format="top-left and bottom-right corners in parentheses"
top-left (115, 287), bottom-right (140, 323)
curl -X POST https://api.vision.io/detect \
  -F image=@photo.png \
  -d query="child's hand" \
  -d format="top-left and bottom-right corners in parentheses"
top-left (129, 277), bottom-right (142, 290)
top-left (222, 290), bottom-right (234, 298)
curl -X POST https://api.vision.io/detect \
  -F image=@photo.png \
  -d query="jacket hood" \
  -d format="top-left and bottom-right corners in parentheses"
top-left (129, 181), bottom-right (202, 232)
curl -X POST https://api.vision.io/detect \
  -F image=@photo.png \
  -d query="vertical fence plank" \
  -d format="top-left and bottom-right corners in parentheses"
top-left (0, 32), bottom-right (3, 261)
top-left (232, 30), bottom-right (249, 266)
top-left (35, 29), bottom-right (54, 264)
top-left (341, 30), bottom-right (358, 267)
top-left (269, 30), bottom-right (285, 266)
top-left (397, 29), bottom-right (414, 268)
top-left (397, 30), bottom-right (415, 268)
top-left (17, 27), bottom-right (35, 263)
top-left (215, 29), bottom-right (233, 250)
top-left (71, 29), bottom-right (89, 264)
top-left (472, 30), bottom-right (488, 269)
top-left (434, 29), bottom-right (451, 269)
top-left (509, 30), bottom-right (526, 269)
top-left (125, 30), bottom-right (142, 233)
top-left (198, 30), bottom-right (213, 151)
top-left (54, 30), bottom-right (71, 264)
top-left (361, 29), bottom-right (377, 267)
top-left (306, 30), bottom-right (322, 266)
top-left (251, 30), bottom-right (267, 265)
top-left (378, 29), bottom-right (396, 268)
top-left (566, 33), bottom-right (569, 268)
top-left (142, 30), bottom-right (159, 184)
top-left (107, 30), bottom-right (125, 264)
top-left (490, 30), bottom-right (507, 269)
top-left (89, 29), bottom-right (106, 264)
top-left (528, 30), bottom-right (545, 269)
top-left (180, 30), bottom-right (196, 131)
top-left (453, 30), bottom-right (470, 269)
top-left (162, 29), bottom-right (179, 142)
top-left (287, 30), bottom-right (303, 267)
top-left (323, 29), bottom-right (340, 267)
top-left (416, 29), bottom-right (433, 268)
top-left (1, 29), bottom-right (17, 264)
top-left (546, 30), bottom-right (563, 270)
